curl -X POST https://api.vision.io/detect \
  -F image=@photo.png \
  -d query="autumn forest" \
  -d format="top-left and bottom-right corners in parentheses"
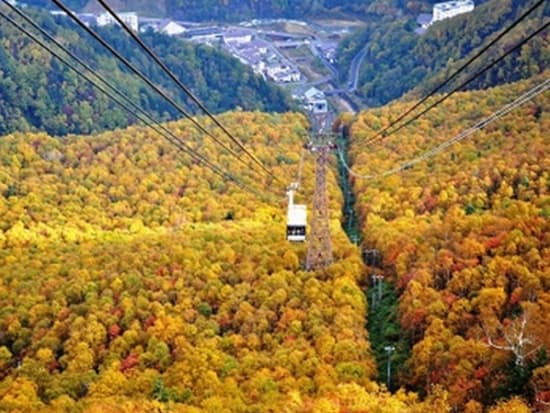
top-left (0, 73), bottom-right (549, 412)
top-left (0, 0), bottom-right (550, 409)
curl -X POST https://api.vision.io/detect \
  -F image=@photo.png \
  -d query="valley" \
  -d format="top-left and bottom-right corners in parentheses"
top-left (0, 1), bottom-right (549, 412)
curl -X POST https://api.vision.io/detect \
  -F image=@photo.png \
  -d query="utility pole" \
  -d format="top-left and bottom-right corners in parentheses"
top-left (306, 113), bottom-right (336, 271)
top-left (384, 345), bottom-right (395, 390)
top-left (370, 274), bottom-right (384, 308)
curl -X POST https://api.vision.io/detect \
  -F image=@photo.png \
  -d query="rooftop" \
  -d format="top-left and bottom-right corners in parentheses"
top-left (184, 27), bottom-right (222, 38)
top-left (304, 86), bottom-right (325, 101)
top-left (224, 28), bottom-right (255, 38)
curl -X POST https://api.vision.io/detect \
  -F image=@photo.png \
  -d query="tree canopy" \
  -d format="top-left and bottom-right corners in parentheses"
top-left (337, 0), bottom-right (549, 106)
top-left (0, 111), bottom-right (449, 411)
top-left (0, 8), bottom-right (293, 137)
top-left (345, 73), bottom-right (550, 411)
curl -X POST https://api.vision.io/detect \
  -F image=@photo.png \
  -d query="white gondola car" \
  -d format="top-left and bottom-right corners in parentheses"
top-left (287, 184), bottom-right (306, 242)
top-left (287, 204), bottom-right (307, 241)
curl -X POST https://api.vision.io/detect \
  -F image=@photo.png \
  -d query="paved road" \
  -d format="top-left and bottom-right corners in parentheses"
top-left (348, 45), bottom-right (367, 92)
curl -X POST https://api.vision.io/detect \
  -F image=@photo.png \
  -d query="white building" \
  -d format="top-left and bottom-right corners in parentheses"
top-left (223, 29), bottom-right (254, 45)
top-left (315, 40), bottom-right (338, 63)
top-left (432, 0), bottom-right (474, 23)
top-left (265, 63), bottom-right (301, 83)
top-left (96, 11), bottom-right (138, 32)
top-left (158, 20), bottom-right (186, 36)
top-left (273, 70), bottom-right (301, 83)
top-left (232, 40), bottom-right (271, 74)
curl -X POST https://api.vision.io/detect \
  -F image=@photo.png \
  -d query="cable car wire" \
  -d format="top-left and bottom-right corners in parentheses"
top-left (296, 148), bottom-right (306, 188)
top-left (95, 0), bottom-right (282, 185)
top-left (364, 0), bottom-right (547, 146)
top-left (338, 77), bottom-right (549, 180)
top-left (50, 0), bottom-right (273, 183)
top-left (381, 20), bottom-right (549, 140)
top-left (0, 7), bottom-right (269, 201)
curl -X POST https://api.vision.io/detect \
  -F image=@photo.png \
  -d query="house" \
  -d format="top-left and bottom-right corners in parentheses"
top-left (96, 11), bottom-right (138, 32)
top-left (292, 86), bottom-right (328, 113)
top-left (246, 39), bottom-right (269, 55)
top-left (238, 51), bottom-right (265, 73)
top-left (432, 0), bottom-right (474, 23)
top-left (272, 70), bottom-right (301, 83)
top-left (158, 20), bottom-right (186, 36)
top-left (223, 29), bottom-right (254, 45)
top-left (315, 40), bottom-right (338, 63)
top-left (236, 48), bottom-right (266, 73)
top-left (224, 39), bottom-right (274, 76)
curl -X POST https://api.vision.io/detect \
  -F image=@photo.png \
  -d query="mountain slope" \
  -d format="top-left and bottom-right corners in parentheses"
top-left (0, 111), bottom-right (374, 411)
top-left (344, 74), bottom-right (550, 410)
top-left (338, 0), bottom-right (549, 106)
top-left (0, 110), bottom-right (467, 411)
top-left (26, 0), bottom-right (435, 21)
top-left (0, 8), bottom-right (293, 136)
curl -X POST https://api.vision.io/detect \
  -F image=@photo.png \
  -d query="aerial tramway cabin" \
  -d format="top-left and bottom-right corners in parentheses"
top-left (286, 183), bottom-right (307, 242)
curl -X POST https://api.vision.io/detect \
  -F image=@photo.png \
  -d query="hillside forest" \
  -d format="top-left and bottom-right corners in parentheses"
top-left (0, 110), bottom-right (455, 412)
top-left (0, 0), bottom-right (549, 409)
top-left (0, 8), bottom-right (293, 137)
top-left (24, 0), bottom-right (449, 21)
top-left (343, 74), bottom-right (550, 411)
top-left (0, 66), bottom-right (549, 411)
top-left (337, 0), bottom-right (549, 106)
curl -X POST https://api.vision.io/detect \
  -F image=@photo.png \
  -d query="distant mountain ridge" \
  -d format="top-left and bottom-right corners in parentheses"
top-left (23, 0), bottom-right (435, 20)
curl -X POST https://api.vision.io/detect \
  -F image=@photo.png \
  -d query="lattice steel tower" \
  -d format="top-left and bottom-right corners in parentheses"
top-left (306, 114), bottom-right (336, 271)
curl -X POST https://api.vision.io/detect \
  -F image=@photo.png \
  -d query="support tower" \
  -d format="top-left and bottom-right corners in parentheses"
top-left (306, 113), bottom-right (336, 271)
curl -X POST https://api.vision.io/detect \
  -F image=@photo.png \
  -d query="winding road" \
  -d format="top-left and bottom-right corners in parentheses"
top-left (347, 44), bottom-right (367, 92)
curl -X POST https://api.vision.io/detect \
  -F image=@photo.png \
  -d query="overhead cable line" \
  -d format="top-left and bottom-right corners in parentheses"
top-left (338, 77), bottom-right (549, 180)
top-left (364, 18), bottom-right (550, 147)
top-left (0, 7), bottom-right (268, 201)
top-left (50, 0), bottom-right (271, 182)
top-left (95, 0), bottom-right (281, 185)
top-left (296, 148), bottom-right (306, 188)
top-left (364, 0), bottom-right (547, 146)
